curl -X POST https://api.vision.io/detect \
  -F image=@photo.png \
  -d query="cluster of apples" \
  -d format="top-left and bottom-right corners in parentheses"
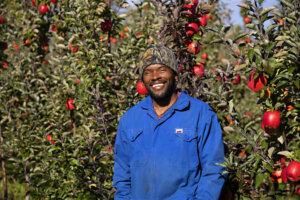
top-left (0, 16), bottom-right (9, 70)
top-left (181, 0), bottom-right (213, 79)
top-left (271, 158), bottom-right (300, 194)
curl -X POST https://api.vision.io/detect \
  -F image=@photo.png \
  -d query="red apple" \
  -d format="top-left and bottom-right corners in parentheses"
top-left (46, 134), bottom-right (55, 145)
top-left (286, 105), bottom-right (294, 111)
top-left (247, 70), bottom-right (267, 92)
top-left (101, 20), bottom-right (113, 32)
top-left (277, 19), bottom-right (284, 26)
top-left (244, 37), bottom-right (251, 44)
top-left (31, 0), bottom-right (36, 6)
top-left (281, 167), bottom-right (288, 183)
top-left (182, 4), bottom-right (193, 10)
top-left (193, 63), bottom-right (205, 77)
top-left (286, 160), bottom-right (300, 182)
top-left (68, 44), bottom-right (79, 53)
top-left (198, 15), bottom-right (207, 27)
top-left (201, 52), bottom-right (208, 60)
top-left (205, 14), bottom-right (213, 20)
top-left (296, 187), bottom-right (300, 195)
top-left (136, 80), bottom-right (148, 95)
top-left (74, 78), bottom-right (81, 84)
top-left (2, 61), bottom-right (9, 69)
top-left (0, 16), bottom-right (6, 24)
top-left (50, 24), bottom-right (58, 32)
top-left (280, 157), bottom-right (287, 168)
top-left (231, 74), bottom-right (241, 85)
top-left (110, 37), bottom-right (117, 44)
top-left (261, 110), bottom-right (281, 131)
top-left (23, 38), bottom-right (31, 46)
top-left (50, 0), bottom-right (58, 4)
top-left (187, 41), bottom-right (201, 55)
top-left (46, 134), bottom-right (52, 141)
top-left (38, 4), bottom-right (50, 15)
top-left (243, 16), bottom-right (252, 24)
top-left (272, 170), bottom-right (282, 178)
top-left (66, 99), bottom-right (75, 110)
top-left (42, 43), bottom-right (49, 52)
top-left (185, 22), bottom-right (199, 37)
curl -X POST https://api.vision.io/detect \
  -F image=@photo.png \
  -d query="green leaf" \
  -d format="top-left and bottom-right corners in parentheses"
top-left (275, 35), bottom-right (290, 41)
top-left (262, 161), bottom-right (273, 172)
top-left (260, 7), bottom-right (274, 16)
top-left (281, 0), bottom-right (293, 9)
top-left (221, 26), bottom-right (231, 34)
top-left (294, 79), bottom-right (300, 89)
top-left (277, 136), bottom-right (284, 144)
top-left (247, 48), bottom-right (255, 62)
top-left (277, 151), bottom-right (294, 158)
top-left (254, 48), bottom-right (262, 57)
top-left (268, 147), bottom-right (275, 158)
top-left (274, 50), bottom-right (288, 58)
top-left (246, 24), bottom-right (256, 30)
top-left (255, 173), bottom-right (265, 188)
top-left (233, 33), bottom-right (249, 43)
top-left (70, 158), bottom-right (80, 166)
top-left (266, 24), bottom-right (277, 34)
top-left (238, 3), bottom-right (251, 10)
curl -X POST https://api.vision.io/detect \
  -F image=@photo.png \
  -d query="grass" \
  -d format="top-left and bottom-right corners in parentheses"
top-left (0, 180), bottom-right (26, 200)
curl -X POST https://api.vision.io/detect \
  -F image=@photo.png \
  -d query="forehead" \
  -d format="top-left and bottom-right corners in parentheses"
top-left (144, 64), bottom-right (170, 71)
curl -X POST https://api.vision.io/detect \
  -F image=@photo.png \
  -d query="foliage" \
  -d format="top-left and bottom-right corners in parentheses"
top-left (0, 0), bottom-right (299, 199)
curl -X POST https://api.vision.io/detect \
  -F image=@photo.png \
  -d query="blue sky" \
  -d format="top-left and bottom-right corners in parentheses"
top-left (124, 0), bottom-right (279, 25)
top-left (221, 0), bottom-right (279, 25)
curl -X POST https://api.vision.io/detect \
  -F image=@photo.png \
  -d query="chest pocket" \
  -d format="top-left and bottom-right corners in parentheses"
top-left (172, 128), bottom-right (199, 168)
top-left (174, 128), bottom-right (198, 142)
top-left (126, 129), bottom-right (143, 142)
top-left (126, 129), bottom-right (148, 166)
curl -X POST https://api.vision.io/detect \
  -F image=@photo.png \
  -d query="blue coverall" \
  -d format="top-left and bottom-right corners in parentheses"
top-left (113, 92), bottom-right (226, 200)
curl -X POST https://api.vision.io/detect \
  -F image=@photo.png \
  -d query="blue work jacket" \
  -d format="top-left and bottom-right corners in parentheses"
top-left (113, 92), bottom-right (226, 200)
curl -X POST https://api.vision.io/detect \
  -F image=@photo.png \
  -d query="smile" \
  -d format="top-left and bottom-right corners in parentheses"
top-left (151, 83), bottom-right (164, 89)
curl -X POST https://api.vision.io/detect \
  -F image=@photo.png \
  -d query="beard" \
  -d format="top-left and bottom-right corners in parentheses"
top-left (145, 76), bottom-right (177, 102)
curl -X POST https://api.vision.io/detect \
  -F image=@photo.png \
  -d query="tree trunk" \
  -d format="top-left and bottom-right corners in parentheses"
top-left (0, 127), bottom-right (8, 200)
top-left (24, 160), bottom-right (30, 200)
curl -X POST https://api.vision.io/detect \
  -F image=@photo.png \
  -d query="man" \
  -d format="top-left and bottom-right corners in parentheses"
top-left (113, 45), bottom-right (226, 200)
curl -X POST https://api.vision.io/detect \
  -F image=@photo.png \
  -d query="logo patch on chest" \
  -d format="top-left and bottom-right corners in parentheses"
top-left (175, 128), bottom-right (184, 134)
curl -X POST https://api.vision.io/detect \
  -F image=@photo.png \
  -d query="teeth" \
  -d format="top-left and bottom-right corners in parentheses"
top-left (152, 83), bottom-right (164, 88)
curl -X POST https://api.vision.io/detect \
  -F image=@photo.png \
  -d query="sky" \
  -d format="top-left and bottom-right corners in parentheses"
top-left (124, 0), bottom-right (280, 25)
top-left (220, 0), bottom-right (279, 25)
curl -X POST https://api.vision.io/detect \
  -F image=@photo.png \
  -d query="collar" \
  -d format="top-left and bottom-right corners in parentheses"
top-left (140, 91), bottom-right (190, 111)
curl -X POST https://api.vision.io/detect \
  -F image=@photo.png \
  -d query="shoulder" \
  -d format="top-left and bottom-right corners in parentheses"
top-left (187, 94), bottom-right (214, 113)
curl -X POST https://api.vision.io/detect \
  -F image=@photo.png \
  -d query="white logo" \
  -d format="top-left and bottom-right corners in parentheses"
top-left (175, 128), bottom-right (183, 134)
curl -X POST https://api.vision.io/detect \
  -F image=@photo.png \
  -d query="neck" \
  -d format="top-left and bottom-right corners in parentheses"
top-left (152, 91), bottom-right (179, 117)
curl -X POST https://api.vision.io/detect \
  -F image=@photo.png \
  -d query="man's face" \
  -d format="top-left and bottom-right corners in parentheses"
top-left (142, 64), bottom-right (177, 101)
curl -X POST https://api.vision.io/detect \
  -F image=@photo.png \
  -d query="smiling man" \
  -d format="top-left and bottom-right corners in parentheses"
top-left (113, 45), bottom-right (226, 200)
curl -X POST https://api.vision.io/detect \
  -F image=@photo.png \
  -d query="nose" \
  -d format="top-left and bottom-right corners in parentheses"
top-left (150, 69), bottom-right (162, 81)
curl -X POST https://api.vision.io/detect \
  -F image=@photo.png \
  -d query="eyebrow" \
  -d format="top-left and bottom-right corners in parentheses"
top-left (144, 65), bottom-right (168, 71)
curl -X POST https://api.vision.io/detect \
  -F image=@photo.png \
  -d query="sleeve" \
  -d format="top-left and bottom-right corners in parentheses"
top-left (195, 110), bottom-right (226, 200)
top-left (113, 120), bottom-right (132, 200)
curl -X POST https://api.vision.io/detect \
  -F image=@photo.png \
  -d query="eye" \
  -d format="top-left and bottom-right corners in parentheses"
top-left (143, 70), bottom-right (150, 76)
top-left (160, 68), bottom-right (167, 72)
